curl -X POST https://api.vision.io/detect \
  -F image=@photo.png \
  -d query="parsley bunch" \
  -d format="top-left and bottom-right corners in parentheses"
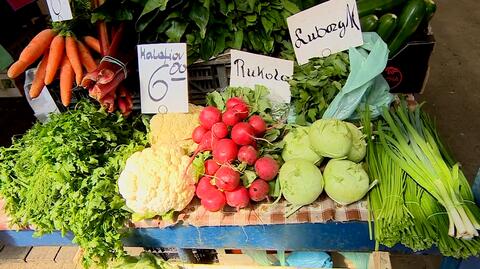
top-left (0, 101), bottom-right (149, 267)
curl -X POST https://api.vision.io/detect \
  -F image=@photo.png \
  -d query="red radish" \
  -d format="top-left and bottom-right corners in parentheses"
top-left (237, 145), bottom-right (258, 165)
top-left (254, 157), bottom-right (279, 181)
top-left (248, 179), bottom-right (270, 202)
top-left (222, 109), bottom-right (241, 126)
top-left (199, 106), bottom-right (222, 129)
top-left (225, 187), bottom-right (250, 209)
top-left (251, 140), bottom-right (258, 149)
top-left (211, 122), bottom-right (228, 138)
top-left (213, 139), bottom-right (238, 163)
top-left (214, 166), bottom-right (240, 191)
top-left (192, 126), bottom-right (208, 144)
top-left (226, 97), bottom-right (246, 110)
top-left (204, 160), bottom-right (220, 175)
top-left (196, 176), bottom-right (217, 199)
top-left (201, 189), bottom-right (226, 212)
top-left (231, 122), bottom-right (255, 145)
top-left (248, 115), bottom-right (267, 137)
top-left (231, 102), bottom-right (249, 120)
top-left (200, 131), bottom-right (218, 152)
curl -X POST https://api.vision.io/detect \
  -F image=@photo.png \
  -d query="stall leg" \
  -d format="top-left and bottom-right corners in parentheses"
top-left (178, 248), bottom-right (195, 263)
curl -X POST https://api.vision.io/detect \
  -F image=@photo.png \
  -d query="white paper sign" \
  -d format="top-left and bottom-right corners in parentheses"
top-left (230, 50), bottom-right (294, 103)
top-left (46, 0), bottom-right (73, 22)
top-left (137, 43), bottom-right (188, 114)
top-left (287, 0), bottom-right (363, 65)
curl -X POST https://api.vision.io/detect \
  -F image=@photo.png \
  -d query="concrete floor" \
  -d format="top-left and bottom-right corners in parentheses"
top-left (420, 0), bottom-right (480, 181)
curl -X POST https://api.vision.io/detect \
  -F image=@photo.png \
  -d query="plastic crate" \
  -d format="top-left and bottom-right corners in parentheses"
top-left (188, 54), bottom-right (231, 105)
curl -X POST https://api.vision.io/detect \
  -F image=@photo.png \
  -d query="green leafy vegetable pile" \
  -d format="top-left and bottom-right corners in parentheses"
top-left (0, 101), bottom-right (149, 267)
top-left (364, 101), bottom-right (480, 258)
top-left (290, 52), bottom-right (350, 125)
top-left (110, 252), bottom-right (179, 269)
top-left (94, 0), bottom-right (301, 62)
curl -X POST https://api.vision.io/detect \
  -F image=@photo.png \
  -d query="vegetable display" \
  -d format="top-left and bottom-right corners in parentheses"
top-left (7, 28), bottom-right (99, 106)
top-left (190, 88), bottom-right (283, 212)
top-left (0, 101), bottom-right (148, 267)
top-left (364, 100), bottom-right (480, 258)
top-left (358, 0), bottom-right (437, 56)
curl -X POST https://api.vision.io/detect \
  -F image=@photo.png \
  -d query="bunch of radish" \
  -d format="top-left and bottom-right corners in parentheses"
top-left (192, 97), bottom-right (280, 212)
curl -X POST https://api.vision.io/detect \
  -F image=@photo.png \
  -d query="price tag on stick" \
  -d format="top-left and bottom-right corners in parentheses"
top-left (287, 0), bottom-right (363, 65)
top-left (230, 50), bottom-right (294, 103)
top-left (137, 43), bottom-right (188, 114)
top-left (46, 0), bottom-right (73, 22)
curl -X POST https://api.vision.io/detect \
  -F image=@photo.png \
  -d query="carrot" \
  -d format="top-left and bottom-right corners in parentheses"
top-left (7, 61), bottom-right (29, 78)
top-left (6, 29), bottom-right (57, 79)
top-left (77, 41), bottom-right (97, 72)
top-left (29, 51), bottom-right (49, 98)
top-left (60, 57), bottom-right (74, 107)
top-left (44, 35), bottom-right (65, 85)
top-left (65, 36), bottom-right (83, 85)
top-left (83, 36), bottom-right (101, 54)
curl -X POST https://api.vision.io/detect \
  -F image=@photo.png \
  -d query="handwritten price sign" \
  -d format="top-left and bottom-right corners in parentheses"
top-left (137, 43), bottom-right (188, 114)
top-left (230, 50), bottom-right (293, 103)
top-left (287, 0), bottom-right (363, 65)
top-left (46, 0), bottom-right (73, 22)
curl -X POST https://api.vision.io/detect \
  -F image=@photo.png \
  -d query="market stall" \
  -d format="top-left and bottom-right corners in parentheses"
top-left (0, 0), bottom-right (477, 269)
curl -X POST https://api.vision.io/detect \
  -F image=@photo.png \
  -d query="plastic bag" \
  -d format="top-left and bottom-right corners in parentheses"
top-left (286, 251), bottom-right (333, 268)
top-left (322, 32), bottom-right (394, 120)
top-left (23, 68), bottom-right (59, 122)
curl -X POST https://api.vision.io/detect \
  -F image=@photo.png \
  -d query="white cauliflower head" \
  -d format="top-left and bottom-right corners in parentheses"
top-left (118, 144), bottom-right (195, 220)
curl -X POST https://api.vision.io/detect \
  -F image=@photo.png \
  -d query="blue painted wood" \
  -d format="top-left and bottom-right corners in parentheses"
top-left (0, 222), bottom-right (438, 255)
top-left (440, 257), bottom-right (461, 269)
top-left (0, 230), bottom-right (74, 246)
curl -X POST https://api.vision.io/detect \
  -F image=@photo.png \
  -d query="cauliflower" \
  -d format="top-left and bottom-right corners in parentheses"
top-left (149, 104), bottom-right (203, 152)
top-left (118, 144), bottom-right (195, 221)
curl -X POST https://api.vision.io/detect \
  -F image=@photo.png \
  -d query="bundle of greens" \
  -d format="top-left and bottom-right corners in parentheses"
top-left (93, 0), bottom-right (301, 62)
top-left (110, 253), bottom-right (179, 269)
top-left (289, 53), bottom-right (350, 125)
top-left (364, 101), bottom-right (480, 258)
top-left (0, 101), bottom-right (149, 267)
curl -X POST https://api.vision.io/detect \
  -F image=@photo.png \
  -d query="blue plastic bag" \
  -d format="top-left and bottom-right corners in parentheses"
top-left (286, 251), bottom-right (333, 268)
top-left (322, 32), bottom-right (394, 120)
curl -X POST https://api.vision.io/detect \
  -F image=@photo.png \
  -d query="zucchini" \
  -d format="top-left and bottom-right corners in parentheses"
top-left (360, 15), bottom-right (379, 32)
top-left (377, 13), bottom-right (398, 42)
top-left (388, 0), bottom-right (426, 56)
top-left (357, 0), bottom-right (405, 17)
top-left (424, 0), bottom-right (437, 21)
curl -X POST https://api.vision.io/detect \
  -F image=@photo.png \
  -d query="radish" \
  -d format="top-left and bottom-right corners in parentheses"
top-left (248, 179), bottom-right (270, 202)
top-left (248, 115), bottom-right (267, 137)
top-left (201, 189), bottom-right (226, 212)
top-left (213, 139), bottom-right (238, 163)
top-left (255, 156), bottom-right (279, 181)
top-left (196, 176), bottom-right (217, 199)
top-left (200, 131), bottom-right (218, 152)
top-left (199, 106), bottom-right (222, 129)
top-left (214, 166), bottom-right (240, 191)
top-left (231, 122), bottom-right (255, 145)
top-left (225, 186), bottom-right (250, 209)
top-left (226, 97), bottom-right (246, 110)
top-left (237, 145), bottom-right (258, 165)
top-left (204, 159), bottom-right (220, 175)
top-left (192, 126), bottom-right (208, 144)
top-left (211, 122), bottom-right (228, 139)
top-left (222, 109), bottom-right (241, 126)
top-left (231, 102), bottom-right (249, 120)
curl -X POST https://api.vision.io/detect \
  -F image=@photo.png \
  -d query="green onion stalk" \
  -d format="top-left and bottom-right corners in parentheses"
top-left (379, 102), bottom-right (480, 239)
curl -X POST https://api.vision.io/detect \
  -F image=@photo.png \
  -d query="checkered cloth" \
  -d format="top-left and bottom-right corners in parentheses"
top-left (132, 193), bottom-right (368, 228)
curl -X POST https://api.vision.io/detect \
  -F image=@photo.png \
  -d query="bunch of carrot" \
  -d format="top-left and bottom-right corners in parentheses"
top-left (7, 28), bottom-right (101, 106)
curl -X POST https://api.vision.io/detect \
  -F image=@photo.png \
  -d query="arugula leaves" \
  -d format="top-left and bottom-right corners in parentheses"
top-left (0, 101), bottom-right (149, 267)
